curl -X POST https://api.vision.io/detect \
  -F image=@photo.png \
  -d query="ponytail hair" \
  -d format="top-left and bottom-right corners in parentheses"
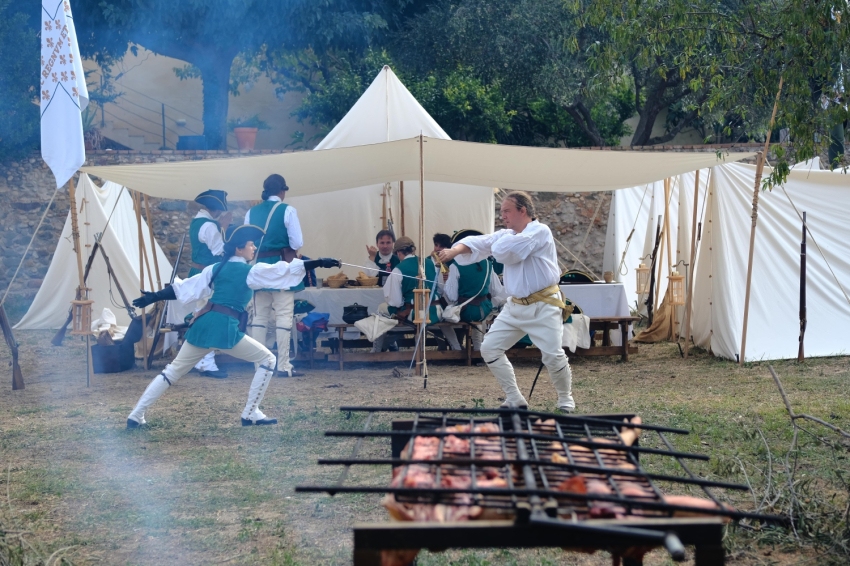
top-left (262, 174), bottom-right (288, 200)
top-left (504, 191), bottom-right (537, 220)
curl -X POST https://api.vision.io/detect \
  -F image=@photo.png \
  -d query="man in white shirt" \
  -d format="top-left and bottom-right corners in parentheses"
top-left (439, 191), bottom-right (575, 412)
top-left (364, 230), bottom-right (399, 286)
top-left (244, 174), bottom-right (305, 377)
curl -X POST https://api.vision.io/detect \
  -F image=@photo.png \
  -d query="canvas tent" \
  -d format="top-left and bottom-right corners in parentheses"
top-left (15, 174), bottom-right (172, 329)
top-left (285, 66), bottom-right (493, 268)
top-left (603, 159), bottom-right (850, 361)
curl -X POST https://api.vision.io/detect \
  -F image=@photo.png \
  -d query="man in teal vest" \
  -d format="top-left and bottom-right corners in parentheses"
top-left (366, 229), bottom-right (399, 287)
top-left (244, 174), bottom-right (304, 377)
top-left (188, 190), bottom-right (232, 378)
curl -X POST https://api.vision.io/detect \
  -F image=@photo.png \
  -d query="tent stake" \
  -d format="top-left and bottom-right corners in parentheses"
top-left (740, 77), bottom-right (783, 365)
top-left (683, 170), bottom-right (700, 358)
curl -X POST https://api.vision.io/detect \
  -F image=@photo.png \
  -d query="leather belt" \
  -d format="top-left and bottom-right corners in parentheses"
top-left (191, 302), bottom-right (248, 332)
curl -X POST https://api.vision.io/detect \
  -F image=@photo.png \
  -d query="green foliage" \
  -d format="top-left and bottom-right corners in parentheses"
top-left (228, 114), bottom-right (271, 130)
top-left (0, 0), bottom-right (39, 160)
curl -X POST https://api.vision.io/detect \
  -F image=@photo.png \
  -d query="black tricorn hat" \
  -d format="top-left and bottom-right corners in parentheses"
top-left (451, 229), bottom-right (483, 246)
top-left (223, 224), bottom-right (264, 252)
top-left (195, 190), bottom-right (228, 211)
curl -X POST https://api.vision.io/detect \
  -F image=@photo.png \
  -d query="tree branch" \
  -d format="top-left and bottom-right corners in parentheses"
top-left (769, 365), bottom-right (850, 439)
top-left (564, 101), bottom-right (606, 146)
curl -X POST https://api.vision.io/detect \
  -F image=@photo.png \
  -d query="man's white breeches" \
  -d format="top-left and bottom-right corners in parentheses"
top-left (127, 336), bottom-right (277, 424)
top-left (480, 298), bottom-right (574, 410)
top-left (193, 351), bottom-right (219, 371)
top-left (250, 290), bottom-right (295, 372)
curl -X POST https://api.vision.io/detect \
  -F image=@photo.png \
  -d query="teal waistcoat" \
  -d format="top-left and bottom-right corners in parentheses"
top-left (388, 255), bottom-right (439, 324)
top-left (184, 261), bottom-right (253, 349)
top-left (425, 256), bottom-right (440, 298)
top-left (455, 259), bottom-right (493, 323)
top-left (189, 217), bottom-right (221, 277)
top-left (248, 200), bottom-right (290, 264)
top-left (375, 254), bottom-right (400, 286)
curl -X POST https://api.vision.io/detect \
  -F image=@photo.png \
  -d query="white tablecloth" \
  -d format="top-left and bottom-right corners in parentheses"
top-left (560, 283), bottom-right (631, 345)
top-left (559, 283), bottom-right (630, 317)
top-left (295, 287), bottom-right (384, 325)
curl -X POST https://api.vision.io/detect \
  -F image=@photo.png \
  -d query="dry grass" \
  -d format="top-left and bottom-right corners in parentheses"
top-left (0, 330), bottom-right (848, 565)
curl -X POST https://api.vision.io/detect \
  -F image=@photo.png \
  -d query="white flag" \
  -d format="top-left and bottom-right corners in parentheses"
top-left (41, 0), bottom-right (89, 188)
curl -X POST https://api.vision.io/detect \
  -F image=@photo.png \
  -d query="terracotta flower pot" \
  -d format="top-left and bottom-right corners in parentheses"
top-left (233, 127), bottom-right (258, 150)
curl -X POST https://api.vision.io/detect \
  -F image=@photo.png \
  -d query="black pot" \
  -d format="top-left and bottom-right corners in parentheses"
top-left (342, 303), bottom-right (369, 324)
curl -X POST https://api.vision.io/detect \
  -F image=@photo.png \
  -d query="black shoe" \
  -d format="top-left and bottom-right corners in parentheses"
top-left (241, 417), bottom-right (278, 426)
top-left (277, 368), bottom-right (304, 378)
top-left (200, 369), bottom-right (228, 378)
top-left (126, 418), bottom-right (145, 429)
top-left (388, 342), bottom-right (399, 352)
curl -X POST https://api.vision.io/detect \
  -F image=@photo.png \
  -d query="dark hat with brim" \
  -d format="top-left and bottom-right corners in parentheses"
top-left (393, 236), bottom-right (416, 253)
top-left (224, 225), bottom-right (264, 250)
top-left (195, 190), bottom-right (228, 211)
top-left (451, 229), bottom-right (483, 246)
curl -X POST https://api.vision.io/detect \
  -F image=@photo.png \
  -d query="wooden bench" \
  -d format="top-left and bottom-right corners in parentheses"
top-left (325, 322), bottom-right (474, 370)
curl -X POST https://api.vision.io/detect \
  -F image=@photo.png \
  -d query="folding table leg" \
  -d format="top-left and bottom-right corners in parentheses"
top-left (620, 322), bottom-right (630, 361)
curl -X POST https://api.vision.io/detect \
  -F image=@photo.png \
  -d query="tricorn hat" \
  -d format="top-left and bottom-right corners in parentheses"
top-left (393, 236), bottom-right (416, 253)
top-left (451, 229), bottom-right (483, 246)
top-left (223, 224), bottom-right (264, 253)
top-left (195, 190), bottom-right (228, 212)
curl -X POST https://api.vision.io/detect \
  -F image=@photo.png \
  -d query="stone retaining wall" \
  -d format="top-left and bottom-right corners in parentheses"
top-left (0, 145), bottom-right (762, 318)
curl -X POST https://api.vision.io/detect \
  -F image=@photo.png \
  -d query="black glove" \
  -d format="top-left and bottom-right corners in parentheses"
top-left (132, 285), bottom-right (176, 309)
top-left (303, 257), bottom-right (341, 270)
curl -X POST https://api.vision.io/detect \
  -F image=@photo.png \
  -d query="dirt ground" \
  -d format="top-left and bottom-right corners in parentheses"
top-left (1, 330), bottom-right (848, 565)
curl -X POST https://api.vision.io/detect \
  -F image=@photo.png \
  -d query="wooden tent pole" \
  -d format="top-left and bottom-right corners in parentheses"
top-left (381, 184), bottom-right (388, 230)
top-left (68, 177), bottom-right (86, 290)
top-left (664, 178), bottom-right (673, 278)
top-left (134, 191), bottom-right (148, 362)
top-left (683, 170), bottom-right (700, 358)
top-left (740, 77), bottom-right (783, 365)
top-left (417, 135), bottom-right (425, 379)
top-left (400, 181), bottom-right (405, 236)
top-left (144, 194), bottom-right (162, 291)
top-left (654, 216), bottom-right (666, 314)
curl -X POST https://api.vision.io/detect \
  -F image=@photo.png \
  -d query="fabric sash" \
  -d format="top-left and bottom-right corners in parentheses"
top-left (511, 284), bottom-right (574, 321)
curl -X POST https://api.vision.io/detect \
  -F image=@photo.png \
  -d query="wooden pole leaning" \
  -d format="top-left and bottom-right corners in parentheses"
top-left (134, 191), bottom-right (149, 363)
top-left (68, 176), bottom-right (94, 387)
top-left (683, 170), bottom-right (701, 358)
top-left (740, 77), bottom-right (783, 365)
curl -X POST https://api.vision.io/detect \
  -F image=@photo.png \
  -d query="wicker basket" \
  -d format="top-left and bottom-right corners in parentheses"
top-left (356, 276), bottom-right (379, 287)
top-left (327, 277), bottom-right (347, 288)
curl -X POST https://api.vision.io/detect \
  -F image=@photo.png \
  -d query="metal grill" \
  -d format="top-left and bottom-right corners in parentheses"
top-left (296, 407), bottom-right (784, 565)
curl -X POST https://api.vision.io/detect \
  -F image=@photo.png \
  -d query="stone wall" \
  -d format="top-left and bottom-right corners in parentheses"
top-left (0, 144), bottom-right (762, 318)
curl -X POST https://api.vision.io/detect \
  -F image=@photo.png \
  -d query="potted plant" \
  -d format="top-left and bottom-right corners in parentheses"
top-left (228, 115), bottom-right (270, 150)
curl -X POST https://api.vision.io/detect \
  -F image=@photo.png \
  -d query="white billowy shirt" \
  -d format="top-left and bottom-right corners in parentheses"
top-left (243, 195), bottom-right (304, 250)
top-left (171, 256), bottom-right (306, 305)
top-left (195, 209), bottom-right (224, 256)
top-left (383, 254), bottom-right (416, 308)
top-left (363, 251), bottom-right (395, 277)
top-left (456, 220), bottom-right (559, 298)
top-left (444, 262), bottom-right (507, 307)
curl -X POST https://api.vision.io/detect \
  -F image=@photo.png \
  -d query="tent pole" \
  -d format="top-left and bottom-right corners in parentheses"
top-left (400, 181), bottom-right (405, 236)
top-left (381, 184), bottom-right (388, 230)
top-left (418, 134), bottom-right (426, 380)
top-left (144, 194), bottom-right (162, 291)
top-left (654, 216), bottom-right (665, 314)
top-left (134, 191), bottom-right (149, 364)
top-left (740, 77), bottom-right (783, 365)
top-left (68, 176), bottom-right (86, 291)
top-left (664, 177), bottom-right (675, 335)
top-left (797, 211), bottom-right (807, 362)
top-left (683, 170), bottom-right (700, 358)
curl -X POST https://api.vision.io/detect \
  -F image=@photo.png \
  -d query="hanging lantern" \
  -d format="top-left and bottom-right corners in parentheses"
top-left (669, 270), bottom-right (685, 306)
top-left (413, 286), bottom-right (431, 324)
top-left (635, 263), bottom-right (650, 294)
top-left (70, 297), bottom-right (94, 336)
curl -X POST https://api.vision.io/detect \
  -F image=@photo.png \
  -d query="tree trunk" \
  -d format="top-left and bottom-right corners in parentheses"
top-left (197, 55), bottom-right (234, 150)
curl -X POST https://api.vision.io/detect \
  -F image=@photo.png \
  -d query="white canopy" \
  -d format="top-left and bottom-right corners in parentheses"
top-left (15, 174), bottom-right (172, 329)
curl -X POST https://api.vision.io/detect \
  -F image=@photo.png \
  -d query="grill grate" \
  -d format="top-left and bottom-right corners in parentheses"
top-left (296, 406), bottom-right (782, 525)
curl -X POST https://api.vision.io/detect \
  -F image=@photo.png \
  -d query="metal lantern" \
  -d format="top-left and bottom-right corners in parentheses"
top-left (669, 270), bottom-right (685, 306)
top-left (635, 263), bottom-right (650, 295)
top-left (413, 287), bottom-right (431, 324)
top-left (70, 297), bottom-right (94, 336)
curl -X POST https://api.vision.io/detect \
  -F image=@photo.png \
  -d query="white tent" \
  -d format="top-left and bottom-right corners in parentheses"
top-left (604, 160), bottom-right (850, 361)
top-left (15, 174), bottom-right (172, 329)
top-left (286, 66), bottom-right (494, 267)
top-left (692, 162), bottom-right (850, 361)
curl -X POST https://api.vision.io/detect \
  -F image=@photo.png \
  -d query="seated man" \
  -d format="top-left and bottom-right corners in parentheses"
top-left (371, 236), bottom-right (445, 352)
top-left (427, 233), bottom-right (462, 350)
top-left (444, 253), bottom-right (506, 351)
top-left (365, 229), bottom-right (399, 286)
